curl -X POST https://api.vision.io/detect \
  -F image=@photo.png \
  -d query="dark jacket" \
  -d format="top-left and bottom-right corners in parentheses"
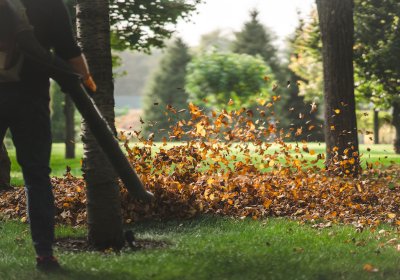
top-left (21, 0), bottom-right (81, 88)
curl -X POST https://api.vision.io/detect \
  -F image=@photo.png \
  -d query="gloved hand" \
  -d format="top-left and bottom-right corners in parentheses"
top-left (83, 74), bottom-right (97, 93)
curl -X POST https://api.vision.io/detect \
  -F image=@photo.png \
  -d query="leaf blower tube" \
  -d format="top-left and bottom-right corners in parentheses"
top-left (15, 31), bottom-right (154, 201)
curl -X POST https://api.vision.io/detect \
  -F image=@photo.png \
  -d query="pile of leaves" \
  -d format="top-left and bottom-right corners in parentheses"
top-left (1, 99), bottom-right (399, 228)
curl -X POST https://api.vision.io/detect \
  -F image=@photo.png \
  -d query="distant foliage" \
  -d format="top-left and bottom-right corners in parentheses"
top-left (142, 38), bottom-right (191, 139)
top-left (186, 52), bottom-right (273, 110)
top-left (232, 9), bottom-right (281, 79)
top-left (110, 0), bottom-right (202, 52)
top-left (288, 11), bottom-right (323, 103)
top-left (289, 5), bottom-right (398, 109)
top-left (354, 0), bottom-right (400, 104)
top-left (280, 72), bottom-right (325, 142)
top-left (196, 29), bottom-right (233, 53)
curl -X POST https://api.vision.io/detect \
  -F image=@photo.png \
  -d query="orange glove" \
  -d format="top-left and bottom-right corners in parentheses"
top-left (83, 74), bottom-right (97, 93)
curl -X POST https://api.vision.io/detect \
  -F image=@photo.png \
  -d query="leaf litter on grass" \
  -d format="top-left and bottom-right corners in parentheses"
top-left (0, 96), bottom-right (399, 233)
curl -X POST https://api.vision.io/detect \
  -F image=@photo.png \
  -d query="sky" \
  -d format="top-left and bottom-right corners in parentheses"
top-left (175, 0), bottom-right (316, 49)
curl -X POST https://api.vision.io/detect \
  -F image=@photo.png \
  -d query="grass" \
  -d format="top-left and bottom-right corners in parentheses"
top-left (7, 143), bottom-right (400, 186)
top-left (2, 144), bottom-right (400, 279)
top-left (0, 217), bottom-right (399, 280)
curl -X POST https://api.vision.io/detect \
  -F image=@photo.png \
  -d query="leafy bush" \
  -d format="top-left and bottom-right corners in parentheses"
top-left (186, 52), bottom-right (273, 110)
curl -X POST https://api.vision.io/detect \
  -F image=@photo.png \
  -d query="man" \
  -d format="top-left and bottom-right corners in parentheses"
top-left (0, 0), bottom-right (96, 270)
top-left (0, 143), bottom-right (11, 189)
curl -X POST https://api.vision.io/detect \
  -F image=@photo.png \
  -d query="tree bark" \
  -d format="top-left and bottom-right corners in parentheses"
top-left (393, 100), bottom-right (400, 154)
top-left (64, 95), bottom-right (76, 159)
top-left (76, 0), bottom-right (124, 250)
top-left (316, 0), bottom-right (360, 175)
top-left (0, 143), bottom-right (11, 188)
top-left (373, 109), bottom-right (379, 145)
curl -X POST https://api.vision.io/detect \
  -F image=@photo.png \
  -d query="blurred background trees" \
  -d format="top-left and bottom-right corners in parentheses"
top-left (186, 52), bottom-right (272, 110)
top-left (288, 1), bottom-right (400, 152)
top-left (142, 38), bottom-right (191, 140)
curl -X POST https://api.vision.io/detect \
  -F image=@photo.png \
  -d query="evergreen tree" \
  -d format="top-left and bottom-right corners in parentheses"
top-left (142, 38), bottom-right (191, 140)
top-left (281, 21), bottom-right (325, 142)
top-left (232, 9), bottom-right (282, 79)
top-left (282, 71), bottom-right (324, 142)
top-left (232, 9), bottom-right (294, 135)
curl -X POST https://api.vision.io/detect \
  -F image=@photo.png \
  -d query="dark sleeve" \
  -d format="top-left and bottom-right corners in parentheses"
top-left (50, 0), bottom-right (81, 60)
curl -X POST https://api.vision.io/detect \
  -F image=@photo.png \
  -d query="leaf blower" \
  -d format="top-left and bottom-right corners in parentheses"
top-left (0, 0), bottom-right (153, 201)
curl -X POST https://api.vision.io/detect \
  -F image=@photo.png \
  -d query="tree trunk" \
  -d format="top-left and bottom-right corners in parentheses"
top-left (0, 143), bottom-right (11, 188)
top-left (373, 109), bottom-right (379, 145)
top-left (393, 100), bottom-right (400, 154)
top-left (76, 0), bottom-right (124, 250)
top-left (64, 95), bottom-right (76, 159)
top-left (316, 0), bottom-right (360, 176)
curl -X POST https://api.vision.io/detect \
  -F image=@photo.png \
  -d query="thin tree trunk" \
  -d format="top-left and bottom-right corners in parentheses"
top-left (0, 143), bottom-right (11, 188)
top-left (76, 0), bottom-right (124, 250)
top-left (64, 95), bottom-right (76, 159)
top-left (316, 0), bottom-right (360, 175)
top-left (373, 109), bottom-right (379, 145)
top-left (393, 100), bottom-right (400, 154)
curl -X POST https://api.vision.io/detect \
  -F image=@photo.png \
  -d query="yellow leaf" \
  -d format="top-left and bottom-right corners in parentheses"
top-left (363, 264), bottom-right (378, 273)
top-left (257, 98), bottom-right (267, 106)
top-left (263, 200), bottom-right (272, 209)
top-left (196, 122), bottom-right (206, 137)
top-left (334, 109), bottom-right (341, 114)
top-left (388, 213), bottom-right (396, 219)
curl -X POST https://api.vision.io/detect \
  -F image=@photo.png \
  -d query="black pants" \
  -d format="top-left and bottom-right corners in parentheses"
top-left (0, 83), bottom-right (54, 257)
top-left (0, 143), bottom-right (11, 187)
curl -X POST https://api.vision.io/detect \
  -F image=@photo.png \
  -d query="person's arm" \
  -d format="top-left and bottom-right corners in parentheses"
top-left (50, 0), bottom-right (96, 92)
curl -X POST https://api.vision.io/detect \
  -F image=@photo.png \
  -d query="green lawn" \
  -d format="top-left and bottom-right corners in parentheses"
top-left (0, 217), bottom-right (399, 280)
top-left (3, 144), bottom-right (400, 279)
top-left (7, 143), bottom-right (400, 186)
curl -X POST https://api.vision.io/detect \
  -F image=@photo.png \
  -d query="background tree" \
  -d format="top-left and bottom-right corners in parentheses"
top-left (142, 38), bottom-right (191, 140)
top-left (354, 0), bottom-right (400, 152)
top-left (316, 0), bottom-right (360, 175)
top-left (110, 0), bottom-right (201, 52)
top-left (232, 9), bottom-right (282, 80)
top-left (290, 4), bottom-right (399, 148)
top-left (196, 29), bottom-right (233, 53)
top-left (48, 79), bottom-right (77, 159)
top-left (280, 71), bottom-right (325, 142)
top-left (288, 12), bottom-right (323, 102)
top-left (280, 18), bottom-right (324, 142)
top-left (186, 52), bottom-right (273, 110)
